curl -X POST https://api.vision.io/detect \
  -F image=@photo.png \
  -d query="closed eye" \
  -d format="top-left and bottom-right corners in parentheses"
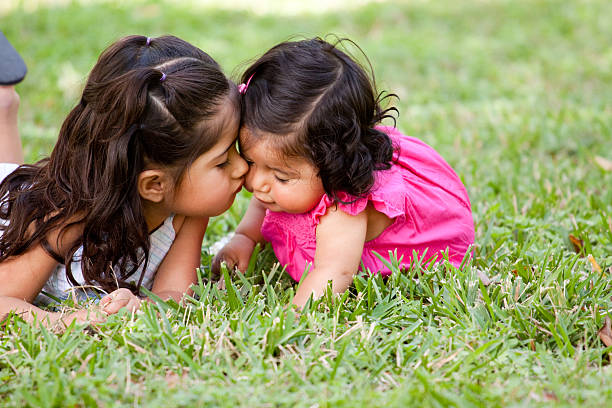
top-left (216, 158), bottom-right (230, 168)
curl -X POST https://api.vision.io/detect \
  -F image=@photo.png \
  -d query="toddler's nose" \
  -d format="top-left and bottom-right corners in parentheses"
top-left (245, 168), bottom-right (269, 194)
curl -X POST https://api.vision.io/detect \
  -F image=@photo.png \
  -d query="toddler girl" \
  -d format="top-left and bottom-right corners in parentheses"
top-left (0, 35), bottom-right (248, 328)
top-left (214, 37), bottom-right (474, 308)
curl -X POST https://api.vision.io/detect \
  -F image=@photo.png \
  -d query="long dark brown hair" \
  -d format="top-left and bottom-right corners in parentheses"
top-left (0, 35), bottom-right (236, 293)
top-left (240, 37), bottom-right (398, 202)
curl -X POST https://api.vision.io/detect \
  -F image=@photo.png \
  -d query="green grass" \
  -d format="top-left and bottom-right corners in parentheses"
top-left (1, 0), bottom-right (612, 406)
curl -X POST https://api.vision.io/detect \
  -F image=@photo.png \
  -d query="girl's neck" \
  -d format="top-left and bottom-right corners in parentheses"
top-left (141, 201), bottom-right (171, 233)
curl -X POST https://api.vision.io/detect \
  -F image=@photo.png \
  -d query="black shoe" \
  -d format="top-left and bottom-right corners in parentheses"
top-left (0, 31), bottom-right (27, 85)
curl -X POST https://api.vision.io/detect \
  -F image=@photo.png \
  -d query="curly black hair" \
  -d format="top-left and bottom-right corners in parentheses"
top-left (240, 37), bottom-right (398, 202)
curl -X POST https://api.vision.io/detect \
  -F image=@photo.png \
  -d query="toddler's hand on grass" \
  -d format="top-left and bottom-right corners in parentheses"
top-left (100, 288), bottom-right (141, 315)
top-left (211, 233), bottom-right (256, 277)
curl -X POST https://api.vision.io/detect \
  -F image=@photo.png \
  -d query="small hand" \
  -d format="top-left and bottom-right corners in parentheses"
top-left (100, 288), bottom-right (142, 315)
top-left (70, 307), bottom-right (107, 326)
top-left (50, 306), bottom-right (107, 333)
top-left (216, 276), bottom-right (226, 290)
top-left (211, 233), bottom-right (255, 277)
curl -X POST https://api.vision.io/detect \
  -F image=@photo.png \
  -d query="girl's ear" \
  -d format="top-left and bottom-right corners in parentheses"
top-left (137, 170), bottom-right (171, 203)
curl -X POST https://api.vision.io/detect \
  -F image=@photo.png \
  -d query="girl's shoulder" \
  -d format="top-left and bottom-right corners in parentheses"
top-left (309, 187), bottom-right (404, 229)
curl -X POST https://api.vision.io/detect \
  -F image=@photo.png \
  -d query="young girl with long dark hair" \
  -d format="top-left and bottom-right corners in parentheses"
top-left (0, 35), bottom-right (248, 328)
top-left (214, 37), bottom-right (474, 307)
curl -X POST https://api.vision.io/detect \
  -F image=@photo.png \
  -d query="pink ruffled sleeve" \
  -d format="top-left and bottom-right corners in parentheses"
top-left (310, 192), bottom-right (369, 226)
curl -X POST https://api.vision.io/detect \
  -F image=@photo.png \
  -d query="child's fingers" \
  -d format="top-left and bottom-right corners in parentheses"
top-left (100, 291), bottom-right (119, 307)
top-left (211, 257), bottom-right (222, 277)
top-left (211, 253), bottom-right (227, 277)
top-left (236, 258), bottom-right (249, 273)
top-left (101, 289), bottom-right (130, 314)
top-left (212, 253), bottom-right (237, 277)
top-left (101, 288), bottom-right (142, 315)
top-left (100, 294), bottom-right (112, 307)
top-left (102, 299), bottom-right (124, 315)
top-left (124, 297), bottom-right (141, 313)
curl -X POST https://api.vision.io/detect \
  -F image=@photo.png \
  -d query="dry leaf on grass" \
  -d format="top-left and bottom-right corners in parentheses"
top-left (594, 156), bottom-right (612, 171)
top-left (568, 234), bottom-right (584, 254)
top-left (514, 284), bottom-right (521, 301)
top-left (587, 254), bottom-right (602, 273)
top-left (528, 391), bottom-right (558, 402)
top-left (598, 316), bottom-right (612, 347)
top-left (543, 391), bottom-right (558, 401)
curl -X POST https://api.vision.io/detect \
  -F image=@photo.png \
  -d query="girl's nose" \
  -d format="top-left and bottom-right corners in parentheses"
top-left (231, 151), bottom-right (249, 179)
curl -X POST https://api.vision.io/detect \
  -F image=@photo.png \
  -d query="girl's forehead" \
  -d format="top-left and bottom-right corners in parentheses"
top-left (239, 127), bottom-right (293, 151)
top-left (241, 135), bottom-right (313, 171)
top-left (194, 95), bottom-right (239, 141)
top-left (240, 135), bottom-right (274, 158)
top-left (215, 96), bottom-right (240, 127)
top-left (238, 127), bottom-right (269, 151)
top-left (239, 126), bottom-right (314, 169)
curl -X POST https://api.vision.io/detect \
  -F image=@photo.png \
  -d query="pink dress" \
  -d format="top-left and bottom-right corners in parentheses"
top-left (261, 126), bottom-right (475, 281)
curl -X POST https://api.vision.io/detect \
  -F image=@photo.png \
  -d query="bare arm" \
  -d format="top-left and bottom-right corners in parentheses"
top-left (292, 206), bottom-right (367, 308)
top-left (150, 215), bottom-right (208, 302)
top-left (0, 223), bottom-right (105, 327)
top-left (235, 197), bottom-right (266, 244)
top-left (0, 295), bottom-right (105, 329)
top-left (212, 198), bottom-right (267, 274)
top-left (0, 243), bottom-right (62, 324)
top-left (102, 216), bottom-right (209, 310)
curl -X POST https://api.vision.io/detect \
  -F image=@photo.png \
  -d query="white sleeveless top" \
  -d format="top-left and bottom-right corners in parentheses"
top-left (1, 163), bottom-right (176, 306)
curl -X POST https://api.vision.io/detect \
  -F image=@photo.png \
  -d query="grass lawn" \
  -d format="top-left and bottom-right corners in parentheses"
top-left (1, 0), bottom-right (612, 406)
